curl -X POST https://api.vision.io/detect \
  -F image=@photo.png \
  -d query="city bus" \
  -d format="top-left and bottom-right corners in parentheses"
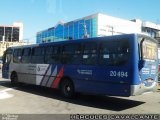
top-left (2, 34), bottom-right (158, 98)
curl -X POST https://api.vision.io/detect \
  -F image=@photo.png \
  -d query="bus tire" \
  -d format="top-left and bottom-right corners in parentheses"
top-left (10, 72), bottom-right (18, 86)
top-left (60, 79), bottom-right (74, 98)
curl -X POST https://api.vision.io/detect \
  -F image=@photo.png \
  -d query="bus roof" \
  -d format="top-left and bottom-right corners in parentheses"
top-left (6, 33), bottom-right (156, 49)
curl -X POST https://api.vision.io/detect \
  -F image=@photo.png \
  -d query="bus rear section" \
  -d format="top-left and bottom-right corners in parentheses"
top-left (131, 35), bottom-right (158, 95)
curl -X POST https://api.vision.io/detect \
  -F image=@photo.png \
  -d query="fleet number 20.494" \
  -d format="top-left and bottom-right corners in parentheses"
top-left (110, 71), bottom-right (128, 78)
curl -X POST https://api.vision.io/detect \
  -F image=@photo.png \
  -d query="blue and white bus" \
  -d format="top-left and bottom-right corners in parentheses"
top-left (2, 34), bottom-right (158, 98)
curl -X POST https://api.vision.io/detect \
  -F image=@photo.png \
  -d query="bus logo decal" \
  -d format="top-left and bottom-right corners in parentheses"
top-left (77, 69), bottom-right (92, 75)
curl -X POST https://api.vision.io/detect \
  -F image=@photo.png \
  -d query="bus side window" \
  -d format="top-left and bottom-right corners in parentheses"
top-left (99, 42), bottom-right (112, 66)
top-left (73, 43), bottom-right (82, 64)
top-left (61, 44), bottom-right (73, 64)
top-left (116, 41), bottom-right (130, 65)
top-left (45, 45), bottom-right (61, 64)
top-left (83, 42), bottom-right (97, 65)
top-left (61, 43), bottom-right (82, 64)
top-left (31, 47), bottom-right (44, 64)
top-left (22, 48), bottom-right (31, 63)
top-left (13, 49), bottom-right (22, 63)
top-left (99, 40), bottom-right (130, 66)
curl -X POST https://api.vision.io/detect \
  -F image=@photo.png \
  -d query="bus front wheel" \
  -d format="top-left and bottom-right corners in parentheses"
top-left (10, 72), bottom-right (18, 86)
top-left (60, 79), bottom-right (74, 98)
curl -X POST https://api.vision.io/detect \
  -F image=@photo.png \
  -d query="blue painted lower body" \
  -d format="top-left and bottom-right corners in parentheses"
top-left (74, 79), bottom-right (130, 96)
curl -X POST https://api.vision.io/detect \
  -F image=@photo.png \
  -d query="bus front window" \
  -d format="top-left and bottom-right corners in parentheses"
top-left (2, 52), bottom-right (7, 64)
top-left (3, 49), bottom-right (13, 64)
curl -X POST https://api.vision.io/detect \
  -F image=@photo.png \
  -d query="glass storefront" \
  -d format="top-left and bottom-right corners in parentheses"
top-left (36, 18), bottom-right (97, 43)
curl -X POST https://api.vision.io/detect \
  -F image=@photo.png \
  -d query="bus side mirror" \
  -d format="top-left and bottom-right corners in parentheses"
top-left (2, 53), bottom-right (6, 64)
top-left (2, 57), bottom-right (5, 64)
top-left (138, 60), bottom-right (146, 69)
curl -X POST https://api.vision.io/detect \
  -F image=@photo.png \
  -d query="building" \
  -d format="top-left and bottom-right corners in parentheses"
top-left (36, 13), bottom-right (141, 43)
top-left (36, 13), bottom-right (160, 44)
top-left (132, 19), bottom-right (160, 39)
top-left (0, 22), bottom-right (23, 42)
top-left (0, 22), bottom-right (25, 58)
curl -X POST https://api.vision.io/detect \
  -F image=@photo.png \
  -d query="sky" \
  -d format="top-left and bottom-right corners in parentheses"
top-left (0, 0), bottom-right (160, 43)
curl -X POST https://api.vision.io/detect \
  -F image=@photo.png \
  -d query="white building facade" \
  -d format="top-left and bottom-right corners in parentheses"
top-left (97, 13), bottom-right (141, 36)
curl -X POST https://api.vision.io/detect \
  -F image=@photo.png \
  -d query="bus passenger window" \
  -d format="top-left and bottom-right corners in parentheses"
top-left (72, 43), bottom-right (82, 64)
top-left (61, 43), bottom-right (82, 65)
top-left (83, 42), bottom-right (97, 65)
top-left (31, 47), bottom-right (44, 64)
top-left (61, 45), bottom-right (72, 64)
top-left (45, 46), bottom-right (60, 64)
top-left (99, 40), bottom-right (130, 66)
top-left (99, 42), bottom-right (112, 66)
top-left (13, 49), bottom-right (22, 63)
top-left (22, 48), bottom-right (31, 63)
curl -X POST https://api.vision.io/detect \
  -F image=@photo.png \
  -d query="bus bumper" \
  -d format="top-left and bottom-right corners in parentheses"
top-left (130, 82), bottom-right (158, 96)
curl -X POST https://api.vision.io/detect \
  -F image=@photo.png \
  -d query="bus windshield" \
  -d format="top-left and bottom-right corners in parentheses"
top-left (139, 36), bottom-right (158, 60)
top-left (142, 39), bottom-right (157, 60)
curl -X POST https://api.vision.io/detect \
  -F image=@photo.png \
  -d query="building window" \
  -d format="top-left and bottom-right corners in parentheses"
top-left (74, 21), bottom-right (79, 40)
top-left (84, 19), bottom-right (91, 38)
top-left (69, 22), bottom-right (73, 40)
top-left (91, 18), bottom-right (97, 37)
top-left (79, 20), bottom-right (85, 39)
top-left (64, 24), bottom-right (69, 40)
top-left (55, 24), bottom-right (64, 41)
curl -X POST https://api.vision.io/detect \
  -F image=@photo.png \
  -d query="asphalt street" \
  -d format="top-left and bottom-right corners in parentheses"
top-left (0, 70), bottom-right (159, 115)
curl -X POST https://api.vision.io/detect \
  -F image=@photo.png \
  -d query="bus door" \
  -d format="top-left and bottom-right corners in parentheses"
top-left (139, 38), bottom-right (158, 87)
top-left (2, 49), bottom-right (13, 79)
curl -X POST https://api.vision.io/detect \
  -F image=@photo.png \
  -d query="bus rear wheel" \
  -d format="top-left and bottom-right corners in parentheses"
top-left (60, 79), bottom-right (74, 98)
top-left (10, 72), bottom-right (18, 86)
